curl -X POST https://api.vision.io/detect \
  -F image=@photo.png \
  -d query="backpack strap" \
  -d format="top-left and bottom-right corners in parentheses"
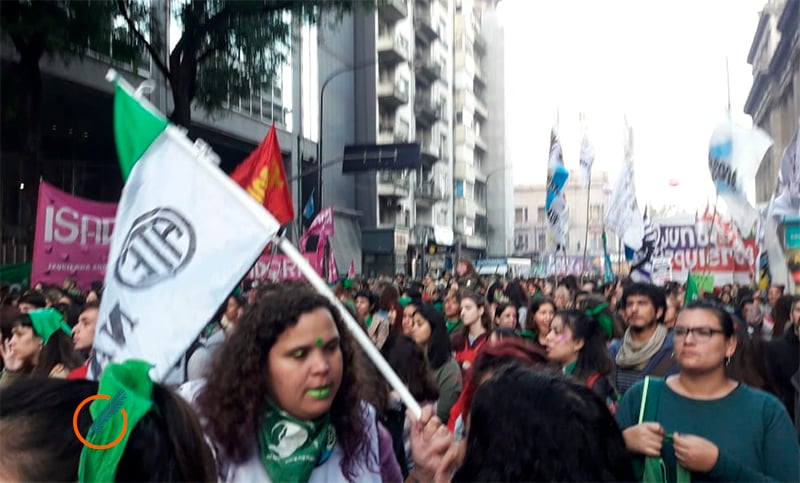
top-left (648, 352), bottom-right (677, 377)
top-left (587, 372), bottom-right (602, 390)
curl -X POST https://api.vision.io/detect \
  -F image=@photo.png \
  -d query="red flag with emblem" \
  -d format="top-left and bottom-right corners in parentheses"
top-left (231, 124), bottom-right (294, 225)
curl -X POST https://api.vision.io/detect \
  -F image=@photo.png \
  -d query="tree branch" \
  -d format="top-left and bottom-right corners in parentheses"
top-left (196, 1), bottom-right (297, 40)
top-left (116, 0), bottom-right (170, 81)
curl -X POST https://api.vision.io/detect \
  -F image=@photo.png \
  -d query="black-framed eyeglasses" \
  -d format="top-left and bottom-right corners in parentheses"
top-left (673, 326), bottom-right (725, 341)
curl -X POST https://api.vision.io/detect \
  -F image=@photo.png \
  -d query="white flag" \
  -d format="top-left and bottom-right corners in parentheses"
top-left (90, 78), bottom-right (279, 380)
top-left (579, 133), bottom-right (595, 187)
top-left (708, 116), bottom-right (773, 233)
top-left (604, 161), bottom-right (644, 250)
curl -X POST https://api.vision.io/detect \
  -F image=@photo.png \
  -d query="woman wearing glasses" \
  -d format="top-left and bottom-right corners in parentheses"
top-left (616, 300), bottom-right (799, 482)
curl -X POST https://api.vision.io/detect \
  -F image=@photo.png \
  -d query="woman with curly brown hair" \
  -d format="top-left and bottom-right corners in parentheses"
top-left (182, 285), bottom-right (401, 482)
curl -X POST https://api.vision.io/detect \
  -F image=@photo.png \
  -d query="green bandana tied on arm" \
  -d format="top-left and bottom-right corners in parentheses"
top-left (78, 360), bottom-right (155, 483)
top-left (259, 399), bottom-right (336, 483)
top-left (28, 308), bottom-right (72, 344)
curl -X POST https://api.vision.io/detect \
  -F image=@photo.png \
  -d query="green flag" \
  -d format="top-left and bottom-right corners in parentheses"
top-left (684, 272), bottom-right (699, 305)
top-left (112, 82), bottom-right (167, 180)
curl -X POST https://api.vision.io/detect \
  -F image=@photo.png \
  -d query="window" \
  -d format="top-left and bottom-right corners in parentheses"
top-left (455, 180), bottom-right (464, 198)
top-left (455, 111), bottom-right (463, 123)
top-left (515, 208), bottom-right (524, 224)
top-left (537, 233), bottom-right (546, 251)
top-left (537, 207), bottom-right (546, 222)
top-left (590, 204), bottom-right (603, 221)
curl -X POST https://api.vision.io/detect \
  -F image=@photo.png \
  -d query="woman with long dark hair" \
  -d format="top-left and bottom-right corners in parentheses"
top-left (188, 285), bottom-right (401, 481)
top-left (0, 308), bottom-right (83, 386)
top-left (410, 305), bottom-right (462, 424)
top-left (523, 297), bottom-right (556, 352)
top-left (545, 309), bottom-right (618, 413)
top-left (0, 361), bottom-right (216, 482)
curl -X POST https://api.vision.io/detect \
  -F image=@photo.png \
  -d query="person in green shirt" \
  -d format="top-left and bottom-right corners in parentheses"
top-left (616, 300), bottom-right (800, 482)
top-left (443, 290), bottom-right (462, 334)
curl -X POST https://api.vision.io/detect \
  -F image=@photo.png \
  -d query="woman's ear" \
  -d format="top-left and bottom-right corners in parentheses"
top-left (573, 338), bottom-right (585, 352)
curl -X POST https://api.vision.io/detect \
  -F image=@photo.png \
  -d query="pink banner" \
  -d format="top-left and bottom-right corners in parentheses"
top-left (31, 181), bottom-right (118, 290)
top-left (248, 251), bottom-right (324, 281)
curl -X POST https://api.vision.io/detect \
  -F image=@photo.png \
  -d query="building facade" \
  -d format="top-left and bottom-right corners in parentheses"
top-left (745, 0), bottom-right (799, 203)
top-left (514, 170), bottom-right (620, 274)
top-left (452, 0), bottom-right (509, 261)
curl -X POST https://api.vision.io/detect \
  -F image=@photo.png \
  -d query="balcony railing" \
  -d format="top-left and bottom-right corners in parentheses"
top-left (414, 55), bottom-right (443, 85)
top-left (379, 0), bottom-right (408, 23)
top-left (414, 4), bottom-right (438, 43)
top-left (378, 32), bottom-right (410, 65)
top-left (414, 95), bottom-right (444, 126)
top-left (378, 78), bottom-right (410, 108)
top-left (415, 181), bottom-right (447, 201)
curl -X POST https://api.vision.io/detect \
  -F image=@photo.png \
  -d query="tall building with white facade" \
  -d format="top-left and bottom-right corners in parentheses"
top-left (452, 0), bottom-right (510, 260)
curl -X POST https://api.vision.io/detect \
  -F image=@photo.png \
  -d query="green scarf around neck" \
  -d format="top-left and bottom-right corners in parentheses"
top-left (446, 319), bottom-right (462, 333)
top-left (258, 400), bottom-right (336, 483)
top-left (563, 360), bottom-right (578, 375)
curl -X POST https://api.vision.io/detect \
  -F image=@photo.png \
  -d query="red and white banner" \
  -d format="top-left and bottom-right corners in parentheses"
top-left (31, 181), bottom-right (117, 290)
top-left (655, 216), bottom-right (756, 285)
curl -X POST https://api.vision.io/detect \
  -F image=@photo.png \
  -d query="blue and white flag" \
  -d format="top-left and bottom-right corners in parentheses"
top-left (546, 127), bottom-right (570, 249)
top-left (708, 116), bottom-right (772, 233)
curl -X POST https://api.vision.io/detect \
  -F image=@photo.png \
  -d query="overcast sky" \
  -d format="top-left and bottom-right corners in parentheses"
top-left (497, 0), bottom-right (766, 211)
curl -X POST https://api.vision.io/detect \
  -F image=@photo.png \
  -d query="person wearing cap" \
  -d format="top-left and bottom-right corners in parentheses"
top-left (0, 360), bottom-right (216, 481)
top-left (0, 307), bottom-right (84, 387)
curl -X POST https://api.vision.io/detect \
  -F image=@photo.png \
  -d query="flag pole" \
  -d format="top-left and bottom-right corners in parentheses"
top-left (580, 114), bottom-right (590, 281)
top-left (278, 237), bottom-right (422, 418)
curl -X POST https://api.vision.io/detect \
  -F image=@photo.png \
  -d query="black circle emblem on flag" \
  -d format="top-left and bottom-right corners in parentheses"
top-left (114, 207), bottom-right (196, 289)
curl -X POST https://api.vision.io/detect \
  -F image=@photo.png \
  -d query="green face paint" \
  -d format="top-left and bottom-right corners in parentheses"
top-left (307, 386), bottom-right (332, 399)
top-left (315, 338), bottom-right (323, 348)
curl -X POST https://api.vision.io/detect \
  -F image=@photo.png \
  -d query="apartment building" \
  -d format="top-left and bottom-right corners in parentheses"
top-left (744, 0), bottom-right (799, 203)
top-left (361, 0), bottom-right (455, 277)
top-left (452, 0), bottom-right (510, 260)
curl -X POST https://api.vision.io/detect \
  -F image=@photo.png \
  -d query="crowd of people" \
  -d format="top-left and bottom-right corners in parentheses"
top-left (0, 261), bottom-right (799, 482)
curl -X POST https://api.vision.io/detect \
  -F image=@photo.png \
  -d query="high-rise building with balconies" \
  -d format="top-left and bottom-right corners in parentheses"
top-left (452, 0), bottom-right (510, 260)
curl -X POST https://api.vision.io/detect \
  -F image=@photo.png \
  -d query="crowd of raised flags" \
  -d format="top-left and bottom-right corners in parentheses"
top-left (0, 71), bottom-right (799, 483)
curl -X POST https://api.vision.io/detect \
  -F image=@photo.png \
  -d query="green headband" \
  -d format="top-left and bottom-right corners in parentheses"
top-left (586, 303), bottom-right (614, 339)
top-left (27, 308), bottom-right (72, 344)
top-left (78, 360), bottom-right (154, 483)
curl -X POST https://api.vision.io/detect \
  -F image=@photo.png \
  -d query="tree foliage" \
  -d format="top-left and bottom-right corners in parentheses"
top-left (118, 0), bottom-right (371, 127)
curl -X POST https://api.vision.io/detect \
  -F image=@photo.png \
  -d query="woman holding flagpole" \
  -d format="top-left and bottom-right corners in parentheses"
top-left (185, 285), bottom-right (402, 482)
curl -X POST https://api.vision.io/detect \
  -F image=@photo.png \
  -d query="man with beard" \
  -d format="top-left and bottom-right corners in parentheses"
top-left (609, 283), bottom-right (678, 395)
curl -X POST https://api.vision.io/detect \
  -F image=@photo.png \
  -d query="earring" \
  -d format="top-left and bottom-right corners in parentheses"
top-left (725, 356), bottom-right (731, 366)
top-left (670, 352), bottom-right (675, 359)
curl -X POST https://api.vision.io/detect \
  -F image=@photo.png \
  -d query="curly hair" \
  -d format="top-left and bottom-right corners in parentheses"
top-left (196, 286), bottom-right (373, 480)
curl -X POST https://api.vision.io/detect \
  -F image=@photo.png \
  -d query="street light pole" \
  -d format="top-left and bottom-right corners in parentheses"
top-left (317, 58), bottom-right (394, 209)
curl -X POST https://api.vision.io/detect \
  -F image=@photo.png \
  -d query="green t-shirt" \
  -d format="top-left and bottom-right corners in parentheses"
top-left (616, 379), bottom-right (800, 482)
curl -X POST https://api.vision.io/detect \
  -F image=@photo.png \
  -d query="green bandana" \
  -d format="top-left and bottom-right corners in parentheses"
top-left (563, 360), bottom-right (578, 375)
top-left (585, 303), bottom-right (614, 339)
top-left (365, 314), bottom-right (374, 329)
top-left (259, 400), bottom-right (336, 483)
top-left (398, 296), bottom-right (412, 307)
top-left (343, 278), bottom-right (354, 289)
top-left (28, 308), bottom-right (72, 344)
top-left (520, 329), bottom-right (536, 340)
top-left (78, 360), bottom-right (155, 483)
top-left (446, 319), bottom-right (462, 333)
